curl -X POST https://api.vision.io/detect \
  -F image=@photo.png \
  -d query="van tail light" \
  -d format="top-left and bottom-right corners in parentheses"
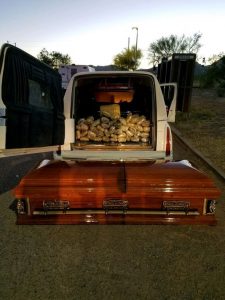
top-left (166, 127), bottom-right (171, 157)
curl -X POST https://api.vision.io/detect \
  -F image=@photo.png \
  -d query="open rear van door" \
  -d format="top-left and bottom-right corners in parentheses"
top-left (0, 44), bottom-right (65, 153)
top-left (160, 83), bottom-right (177, 123)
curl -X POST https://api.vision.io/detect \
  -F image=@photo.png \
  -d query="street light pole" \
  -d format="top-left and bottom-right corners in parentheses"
top-left (132, 27), bottom-right (138, 66)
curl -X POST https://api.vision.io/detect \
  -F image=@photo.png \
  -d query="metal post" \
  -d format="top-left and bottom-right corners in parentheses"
top-left (132, 27), bottom-right (138, 66)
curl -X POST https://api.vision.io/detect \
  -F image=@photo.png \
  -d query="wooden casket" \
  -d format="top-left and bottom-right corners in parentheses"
top-left (13, 160), bottom-right (221, 225)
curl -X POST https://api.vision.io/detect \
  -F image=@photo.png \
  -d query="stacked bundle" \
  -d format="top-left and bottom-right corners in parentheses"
top-left (76, 113), bottom-right (151, 143)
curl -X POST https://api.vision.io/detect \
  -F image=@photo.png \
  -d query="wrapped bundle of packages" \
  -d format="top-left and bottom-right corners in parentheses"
top-left (76, 105), bottom-right (151, 143)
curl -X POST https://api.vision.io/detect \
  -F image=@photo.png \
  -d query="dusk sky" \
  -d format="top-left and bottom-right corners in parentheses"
top-left (1, 0), bottom-right (225, 68)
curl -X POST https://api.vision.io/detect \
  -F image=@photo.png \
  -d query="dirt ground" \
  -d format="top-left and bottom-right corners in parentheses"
top-left (175, 89), bottom-right (225, 172)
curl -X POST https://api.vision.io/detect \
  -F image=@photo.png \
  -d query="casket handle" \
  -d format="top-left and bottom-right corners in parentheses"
top-left (103, 199), bottom-right (128, 214)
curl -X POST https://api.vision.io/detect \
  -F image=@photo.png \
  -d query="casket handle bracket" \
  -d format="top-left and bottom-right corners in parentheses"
top-left (43, 200), bottom-right (70, 214)
top-left (103, 199), bottom-right (128, 215)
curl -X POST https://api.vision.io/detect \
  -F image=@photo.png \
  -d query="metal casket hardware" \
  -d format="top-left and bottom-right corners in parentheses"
top-left (162, 200), bottom-right (190, 214)
top-left (43, 200), bottom-right (70, 214)
top-left (103, 199), bottom-right (129, 214)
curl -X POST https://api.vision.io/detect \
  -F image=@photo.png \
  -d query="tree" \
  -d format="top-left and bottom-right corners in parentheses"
top-left (207, 52), bottom-right (225, 65)
top-left (148, 33), bottom-right (202, 66)
top-left (199, 54), bottom-right (225, 96)
top-left (113, 46), bottom-right (143, 71)
top-left (37, 48), bottom-right (71, 69)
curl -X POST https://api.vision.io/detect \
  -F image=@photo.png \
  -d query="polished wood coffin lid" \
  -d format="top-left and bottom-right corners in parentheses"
top-left (14, 160), bottom-right (220, 198)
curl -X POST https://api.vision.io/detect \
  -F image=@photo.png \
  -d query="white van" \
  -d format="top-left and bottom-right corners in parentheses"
top-left (0, 43), bottom-right (220, 225)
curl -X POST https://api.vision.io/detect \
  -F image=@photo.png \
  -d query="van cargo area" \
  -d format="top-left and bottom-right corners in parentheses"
top-left (71, 74), bottom-right (156, 151)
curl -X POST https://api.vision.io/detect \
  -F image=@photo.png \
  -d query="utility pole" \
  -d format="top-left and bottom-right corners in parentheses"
top-left (132, 27), bottom-right (138, 67)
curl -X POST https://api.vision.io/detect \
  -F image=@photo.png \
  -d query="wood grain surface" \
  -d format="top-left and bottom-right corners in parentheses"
top-left (14, 160), bottom-right (221, 224)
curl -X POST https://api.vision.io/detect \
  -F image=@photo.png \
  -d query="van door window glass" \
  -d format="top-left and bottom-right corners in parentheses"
top-left (28, 79), bottom-right (53, 109)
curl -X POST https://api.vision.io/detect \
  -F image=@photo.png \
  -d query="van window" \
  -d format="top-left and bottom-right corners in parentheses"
top-left (28, 79), bottom-right (53, 109)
